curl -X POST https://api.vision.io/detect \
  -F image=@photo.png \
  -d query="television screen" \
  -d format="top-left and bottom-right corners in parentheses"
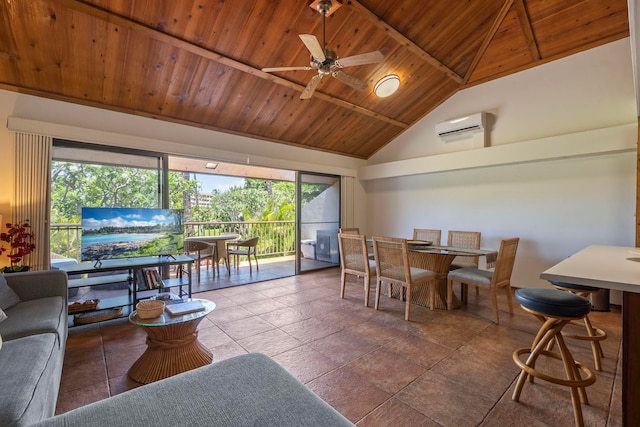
top-left (81, 207), bottom-right (184, 261)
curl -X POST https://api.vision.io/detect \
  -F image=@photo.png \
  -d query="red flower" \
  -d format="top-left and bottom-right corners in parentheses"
top-left (0, 220), bottom-right (36, 270)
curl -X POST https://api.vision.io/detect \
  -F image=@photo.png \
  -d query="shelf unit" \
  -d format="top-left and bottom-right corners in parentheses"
top-left (58, 255), bottom-right (194, 326)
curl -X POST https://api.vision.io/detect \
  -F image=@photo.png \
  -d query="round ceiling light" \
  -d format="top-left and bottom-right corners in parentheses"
top-left (374, 74), bottom-right (400, 98)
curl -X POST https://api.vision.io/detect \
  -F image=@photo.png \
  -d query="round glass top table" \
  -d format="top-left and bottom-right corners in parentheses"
top-left (128, 298), bottom-right (215, 384)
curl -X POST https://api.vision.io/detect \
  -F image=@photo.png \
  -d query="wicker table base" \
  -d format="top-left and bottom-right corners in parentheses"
top-left (408, 251), bottom-right (461, 310)
top-left (129, 317), bottom-right (212, 384)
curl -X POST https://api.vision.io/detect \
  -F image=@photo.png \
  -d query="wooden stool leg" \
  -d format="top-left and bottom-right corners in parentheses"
top-left (513, 313), bottom-right (596, 427)
top-left (583, 316), bottom-right (605, 371)
top-left (555, 333), bottom-right (587, 427)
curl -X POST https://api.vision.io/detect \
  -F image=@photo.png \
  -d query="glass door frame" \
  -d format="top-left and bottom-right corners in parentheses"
top-left (295, 171), bottom-right (341, 274)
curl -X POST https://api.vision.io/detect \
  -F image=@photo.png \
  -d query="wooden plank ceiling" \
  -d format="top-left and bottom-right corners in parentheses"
top-left (0, 0), bottom-right (630, 159)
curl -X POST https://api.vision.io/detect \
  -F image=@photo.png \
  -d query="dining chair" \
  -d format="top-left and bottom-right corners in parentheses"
top-left (180, 239), bottom-right (214, 282)
top-left (372, 236), bottom-right (437, 320)
top-left (447, 230), bottom-right (481, 270)
top-left (338, 233), bottom-right (376, 307)
top-left (339, 227), bottom-right (360, 234)
top-left (227, 237), bottom-right (260, 274)
top-left (412, 228), bottom-right (441, 245)
top-left (446, 237), bottom-right (519, 324)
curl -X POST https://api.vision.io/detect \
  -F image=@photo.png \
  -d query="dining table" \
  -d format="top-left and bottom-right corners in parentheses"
top-left (539, 244), bottom-right (639, 426)
top-left (407, 242), bottom-right (497, 310)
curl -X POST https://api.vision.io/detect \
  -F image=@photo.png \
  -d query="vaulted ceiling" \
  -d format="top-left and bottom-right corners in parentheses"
top-left (0, 0), bottom-right (630, 159)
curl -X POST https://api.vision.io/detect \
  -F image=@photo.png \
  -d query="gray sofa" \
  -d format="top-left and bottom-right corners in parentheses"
top-left (32, 352), bottom-right (354, 427)
top-left (0, 270), bottom-right (68, 427)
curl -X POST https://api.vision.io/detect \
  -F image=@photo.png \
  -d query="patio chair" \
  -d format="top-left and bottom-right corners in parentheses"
top-left (338, 232), bottom-right (376, 307)
top-left (180, 239), bottom-right (214, 282)
top-left (227, 237), bottom-right (260, 274)
top-left (372, 236), bottom-right (437, 320)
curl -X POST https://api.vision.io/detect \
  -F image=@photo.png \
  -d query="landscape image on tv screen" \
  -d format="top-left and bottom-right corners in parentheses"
top-left (81, 207), bottom-right (184, 261)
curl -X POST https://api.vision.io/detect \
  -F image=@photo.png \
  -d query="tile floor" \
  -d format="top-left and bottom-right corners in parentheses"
top-left (58, 268), bottom-right (623, 426)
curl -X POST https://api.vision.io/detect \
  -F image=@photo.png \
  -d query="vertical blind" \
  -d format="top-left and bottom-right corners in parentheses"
top-left (14, 132), bottom-right (52, 270)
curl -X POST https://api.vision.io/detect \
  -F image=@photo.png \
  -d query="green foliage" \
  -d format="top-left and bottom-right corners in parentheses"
top-left (50, 159), bottom-right (328, 260)
top-left (51, 161), bottom-right (158, 221)
top-left (125, 234), bottom-right (183, 257)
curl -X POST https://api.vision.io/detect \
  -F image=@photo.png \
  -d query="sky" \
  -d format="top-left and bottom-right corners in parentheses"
top-left (81, 208), bottom-right (180, 229)
top-left (196, 174), bottom-right (245, 194)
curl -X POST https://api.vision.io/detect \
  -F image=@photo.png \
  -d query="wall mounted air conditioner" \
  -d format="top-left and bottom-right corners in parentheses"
top-left (435, 112), bottom-right (486, 140)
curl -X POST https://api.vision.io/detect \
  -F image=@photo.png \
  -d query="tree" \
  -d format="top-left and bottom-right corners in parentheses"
top-left (51, 161), bottom-right (159, 222)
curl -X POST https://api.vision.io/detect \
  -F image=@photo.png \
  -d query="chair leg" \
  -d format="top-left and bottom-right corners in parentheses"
top-left (374, 279), bottom-right (382, 310)
top-left (405, 286), bottom-right (412, 321)
top-left (505, 286), bottom-right (514, 315)
top-left (363, 275), bottom-right (370, 307)
top-left (340, 271), bottom-right (347, 299)
top-left (492, 288), bottom-right (500, 324)
top-left (446, 278), bottom-right (453, 310)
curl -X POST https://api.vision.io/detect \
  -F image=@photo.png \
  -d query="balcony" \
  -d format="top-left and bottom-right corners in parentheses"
top-left (51, 221), bottom-right (335, 300)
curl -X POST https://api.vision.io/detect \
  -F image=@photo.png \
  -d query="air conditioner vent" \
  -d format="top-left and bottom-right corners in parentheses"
top-left (435, 112), bottom-right (486, 140)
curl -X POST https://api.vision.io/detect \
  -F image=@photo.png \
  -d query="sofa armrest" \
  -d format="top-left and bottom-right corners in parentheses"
top-left (5, 270), bottom-right (68, 303)
top-left (33, 353), bottom-right (354, 427)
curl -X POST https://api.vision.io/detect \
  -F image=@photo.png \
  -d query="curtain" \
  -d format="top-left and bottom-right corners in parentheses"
top-left (13, 133), bottom-right (52, 270)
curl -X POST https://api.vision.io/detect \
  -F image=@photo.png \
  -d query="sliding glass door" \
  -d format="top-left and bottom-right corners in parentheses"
top-left (296, 172), bottom-right (341, 273)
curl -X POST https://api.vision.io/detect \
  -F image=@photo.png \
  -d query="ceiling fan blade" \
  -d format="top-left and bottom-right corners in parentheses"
top-left (336, 51), bottom-right (384, 68)
top-left (299, 34), bottom-right (325, 62)
top-left (262, 66), bottom-right (312, 73)
top-left (332, 70), bottom-right (367, 91)
top-left (300, 74), bottom-right (323, 100)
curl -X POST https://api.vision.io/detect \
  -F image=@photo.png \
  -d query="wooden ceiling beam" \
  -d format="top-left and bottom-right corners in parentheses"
top-left (55, 0), bottom-right (408, 129)
top-left (514, 0), bottom-right (541, 61)
top-left (345, 0), bottom-right (464, 85)
top-left (463, 0), bottom-right (515, 84)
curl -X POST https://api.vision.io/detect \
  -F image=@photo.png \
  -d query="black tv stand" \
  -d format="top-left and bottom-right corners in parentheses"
top-left (58, 255), bottom-right (194, 326)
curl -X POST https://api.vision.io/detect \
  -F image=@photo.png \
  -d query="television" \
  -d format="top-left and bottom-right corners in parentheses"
top-left (81, 207), bottom-right (184, 261)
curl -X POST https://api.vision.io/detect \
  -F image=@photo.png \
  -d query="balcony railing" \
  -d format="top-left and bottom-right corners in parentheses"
top-left (50, 221), bottom-right (296, 262)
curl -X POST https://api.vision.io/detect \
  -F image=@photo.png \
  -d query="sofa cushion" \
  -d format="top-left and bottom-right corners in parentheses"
top-left (0, 297), bottom-right (65, 344)
top-left (0, 274), bottom-right (21, 310)
top-left (0, 333), bottom-right (62, 426)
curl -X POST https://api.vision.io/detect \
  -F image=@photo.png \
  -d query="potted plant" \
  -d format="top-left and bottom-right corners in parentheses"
top-left (0, 220), bottom-right (36, 273)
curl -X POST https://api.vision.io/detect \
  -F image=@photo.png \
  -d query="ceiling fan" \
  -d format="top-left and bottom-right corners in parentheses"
top-left (261, 0), bottom-right (384, 100)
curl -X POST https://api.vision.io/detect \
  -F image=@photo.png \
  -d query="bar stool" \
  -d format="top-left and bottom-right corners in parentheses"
top-left (512, 288), bottom-right (596, 427)
top-left (548, 281), bottom-right (607, 371)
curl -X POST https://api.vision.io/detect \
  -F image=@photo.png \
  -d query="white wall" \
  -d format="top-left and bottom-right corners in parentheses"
top-left (361, 38), bottom-right (638, 302)
top-left (363, 152), bottom-right (635, 291)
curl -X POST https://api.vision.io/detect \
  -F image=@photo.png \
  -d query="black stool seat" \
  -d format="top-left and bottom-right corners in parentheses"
top-left (548, 281), bottom-right (608, 372)
top-left (515, 288), bottom-right (591, 318)
top-left (548, 280), bottom-right (600, 293)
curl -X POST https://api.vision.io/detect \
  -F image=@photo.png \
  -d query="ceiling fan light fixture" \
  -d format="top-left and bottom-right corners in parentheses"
top-left (310, 0), bottom-right (341, 15)
top-left (374, 74), bottom-right (400, 98)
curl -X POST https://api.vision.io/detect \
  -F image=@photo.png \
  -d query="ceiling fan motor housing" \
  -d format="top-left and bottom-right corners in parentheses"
top-left (311, 49), bottom-right (337, 74)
